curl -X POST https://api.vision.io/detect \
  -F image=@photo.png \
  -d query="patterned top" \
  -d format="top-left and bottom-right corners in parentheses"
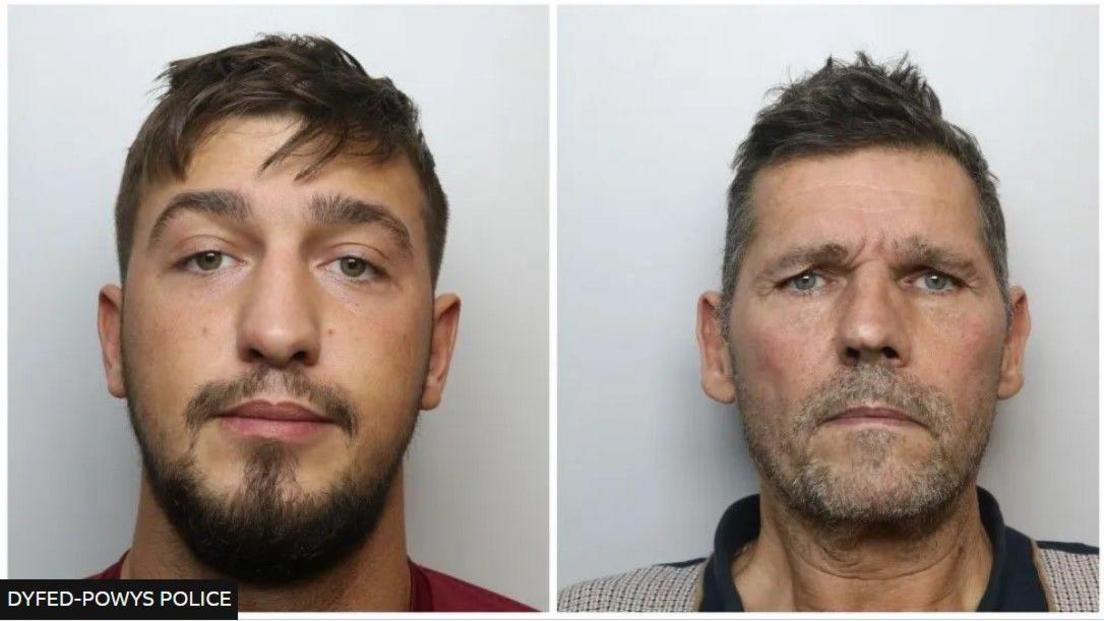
top-left (560, 488), bottom-right (1098, 612)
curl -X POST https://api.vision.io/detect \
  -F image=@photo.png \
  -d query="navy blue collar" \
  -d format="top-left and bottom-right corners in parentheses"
top-left (700, 487), bottom-right (1048, 611)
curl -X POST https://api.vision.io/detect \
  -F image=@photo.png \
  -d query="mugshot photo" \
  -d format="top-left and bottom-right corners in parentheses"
top-left (557, 4), bottom-right (1098, 612)
top-left (5, 1), bottom-right (1102, 616)
top-left (9, 5), bottom-right (548, 611)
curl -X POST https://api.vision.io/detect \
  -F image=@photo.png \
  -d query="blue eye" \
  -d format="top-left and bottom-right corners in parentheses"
top-left (916, 271), bottom-right (956, 292)
top-left (787, 272), bottom-right (823, 292)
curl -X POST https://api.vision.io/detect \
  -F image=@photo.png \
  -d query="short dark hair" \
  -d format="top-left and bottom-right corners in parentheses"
top-left (114, 34), bottom-right (448, 284)
top-left (721, 52), bottom-right (1007, 325)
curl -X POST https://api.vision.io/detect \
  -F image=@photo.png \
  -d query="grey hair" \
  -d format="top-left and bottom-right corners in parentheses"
top-left (719, 52), bottom-right (1009, 332)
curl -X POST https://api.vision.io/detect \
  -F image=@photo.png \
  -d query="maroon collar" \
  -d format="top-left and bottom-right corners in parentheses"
top-left (92, 552), bottom-right (533, 611)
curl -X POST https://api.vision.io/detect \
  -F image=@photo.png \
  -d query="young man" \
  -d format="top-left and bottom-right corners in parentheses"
top-left (560, 53), bottom-right (1098, 612)
top-left (93, 34), bottom-right (531, 612)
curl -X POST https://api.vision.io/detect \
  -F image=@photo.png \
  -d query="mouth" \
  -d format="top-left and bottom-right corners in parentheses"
top-left (822, 406), bottom-right (923, 429)
top-left (215, 400), bottom-right (337, 442)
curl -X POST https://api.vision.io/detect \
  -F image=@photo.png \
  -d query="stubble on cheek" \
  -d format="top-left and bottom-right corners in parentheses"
top-left (912, 306), bottom-right (1005, 446)
top-left (322, 313), bottom-right (431, 474)
top-left (729, 330), bottom-right (805, 484)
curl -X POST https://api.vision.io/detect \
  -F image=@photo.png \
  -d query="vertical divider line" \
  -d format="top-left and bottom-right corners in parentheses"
top-left (547, 0), bottom-right (559, 613)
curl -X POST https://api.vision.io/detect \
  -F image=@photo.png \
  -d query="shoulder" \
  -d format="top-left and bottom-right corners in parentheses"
top-left (86, 553), bottom-right (127, 579)
top-left (415, 564), bottom-right (535, 612)
top-left (1034, 540), bottom-right (1099, 612)
top-left (558, 558), bottom-right (707, 612)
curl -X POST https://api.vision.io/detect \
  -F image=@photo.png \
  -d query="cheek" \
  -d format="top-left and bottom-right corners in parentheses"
top-left (122, 296), bottom-right (219, 448)
top-left (336, 308), bottom-right (426, 366)
top-left (935, 306), bottom-right (1004, 363)
top-left (328, 309), bottom-right (430, 411)
top-left (731, 305), bottom-right (828, 406)
top-left (141, 304), bottom-right (221, 370)
top-left (920, 310), bottom-right (1005, 404)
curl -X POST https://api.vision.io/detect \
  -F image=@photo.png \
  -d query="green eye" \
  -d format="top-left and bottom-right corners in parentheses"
top-left (192, 251), bottom-right (224, 271)
top-left (340, 257), bottom-right (369, 278)
top-left (330, 256), bottom-right (380, 281)
top-left (180, 250), bottom-right (241, 275)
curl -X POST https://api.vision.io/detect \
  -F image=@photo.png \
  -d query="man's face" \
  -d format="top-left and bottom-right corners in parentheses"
top-left (98, 115), bottom-right (459, 581)
top-left (699, 146), bottom-right (1029, 524)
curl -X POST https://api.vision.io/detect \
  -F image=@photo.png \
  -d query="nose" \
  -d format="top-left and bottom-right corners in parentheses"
top-left (836, 270), bottom-right (911, 368)
top-left (236, 253), bottom-right (321, 368)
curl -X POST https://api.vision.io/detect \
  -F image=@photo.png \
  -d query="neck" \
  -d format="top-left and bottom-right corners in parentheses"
top-left (122, 469), bottom-right (411, 612)
top-left (732, 483), bottom-right (992, 611)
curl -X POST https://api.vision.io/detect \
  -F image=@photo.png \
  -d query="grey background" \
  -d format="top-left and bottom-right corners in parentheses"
top-left (559, 5), bottom-right (1099, 588)
top-left (9, 6), bottom-right (549, 609)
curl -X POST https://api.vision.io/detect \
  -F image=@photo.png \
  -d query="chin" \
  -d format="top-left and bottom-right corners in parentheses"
top-left (791, 456), bottom-right (966, 526)
top-left (142, 442), bottom-right (399, 585)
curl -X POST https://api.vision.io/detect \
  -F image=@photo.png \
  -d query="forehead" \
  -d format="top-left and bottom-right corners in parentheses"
top-left (746, 147), bottom-right (983, 259)
top-left (137, 115), bottom-right (427, 239)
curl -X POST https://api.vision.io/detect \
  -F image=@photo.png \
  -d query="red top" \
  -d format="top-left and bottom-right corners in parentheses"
top-left (91, 553), bottom-right (534, 612)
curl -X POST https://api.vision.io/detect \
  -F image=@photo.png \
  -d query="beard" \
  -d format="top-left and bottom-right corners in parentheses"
top-left (735, 362), bottom-right (994, 530)
top-left (123, 363), bottom-right (418, 586)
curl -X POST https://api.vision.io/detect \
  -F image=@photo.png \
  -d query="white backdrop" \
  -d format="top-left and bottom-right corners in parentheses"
top-left (558, 5), bottom-right (1099, 588)
top-left (8, 6), bottom-right (548, 609)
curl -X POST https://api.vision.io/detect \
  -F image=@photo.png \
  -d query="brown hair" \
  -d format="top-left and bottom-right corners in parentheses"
top-left (114, 34), bottom-right (448, 283)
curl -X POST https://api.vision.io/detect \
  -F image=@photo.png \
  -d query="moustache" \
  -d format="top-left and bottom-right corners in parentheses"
top-left (801, 364), bottom-right (952, 433)
top-left (183, 368), bottom-right (358, 436)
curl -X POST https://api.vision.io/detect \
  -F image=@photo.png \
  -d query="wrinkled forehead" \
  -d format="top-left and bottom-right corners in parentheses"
top-left (744, 147), bottom-right (986, 263)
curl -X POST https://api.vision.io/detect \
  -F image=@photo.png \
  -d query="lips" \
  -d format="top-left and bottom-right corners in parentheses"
top-left (216, 400), bottom-right (335, 441)
top-left (823, 406), bottom-right (922, 427)
top-left (223, 401), bottom-right (329, 422)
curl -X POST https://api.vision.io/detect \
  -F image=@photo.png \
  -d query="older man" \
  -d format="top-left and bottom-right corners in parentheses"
top-left (559, 53), bottom-right (1097, 612)
top-left (92, 35), bottom-right (531, 612)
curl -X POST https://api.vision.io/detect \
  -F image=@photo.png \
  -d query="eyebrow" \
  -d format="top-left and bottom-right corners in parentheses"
top-left (147, 189), bottom-right (252, 250)
top-left (761, 237), bottom-right (983, 279)
top-left (893, 236), bottom-right (981, 278)
top-left (146, 190), bottom-right (414, 257)
top-left (763, 242), bottom-right (851, 276)
top-left (308, 193), bottom-right (413, 257)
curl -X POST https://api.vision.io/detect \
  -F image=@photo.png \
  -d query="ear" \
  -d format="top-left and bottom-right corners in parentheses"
top-left (698, 291), bottom-right (737, 403)
top-left (98, 285), bottom-right (127, 398)
top-left (420, 293), bottom-right (462, 410)
top-left (996, 286), bottom-right (1031, 400)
